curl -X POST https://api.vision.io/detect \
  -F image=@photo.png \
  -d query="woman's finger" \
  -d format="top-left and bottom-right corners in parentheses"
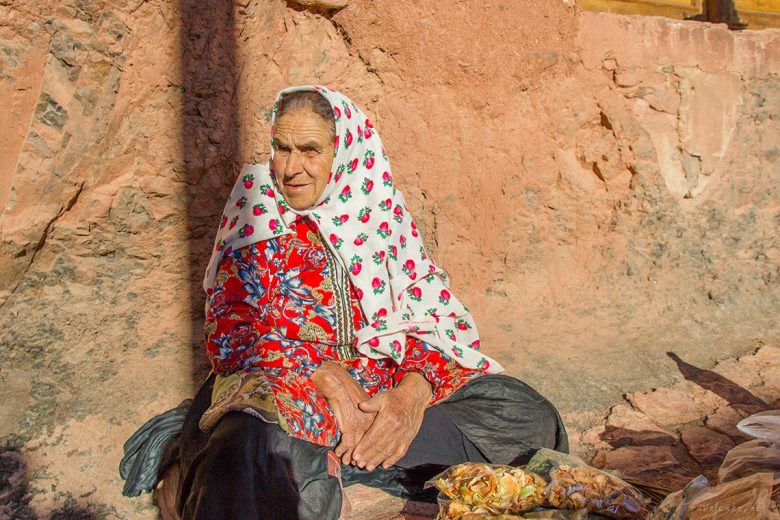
top-left (335, 432), bottom-right (353, 458)
top-left (354, 420), bottom-right (402, 470)
top-left (357, 391), bottom-right (385, 413)
top-left (364, 443), bottom-right (394, 472)
top-left (382, 442), bottom-right (411, 469)
top-left (352, 425), bottom-right (384, 466)
top-left (342, 446), bottom-right (356, 465)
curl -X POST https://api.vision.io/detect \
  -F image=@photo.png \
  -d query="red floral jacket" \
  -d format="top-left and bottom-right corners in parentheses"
top-left (204, 216), bottom-right (482, 446)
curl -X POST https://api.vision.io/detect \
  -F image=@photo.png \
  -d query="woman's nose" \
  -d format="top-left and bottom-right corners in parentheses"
top-left (283, 150), bottom-right (304, 175)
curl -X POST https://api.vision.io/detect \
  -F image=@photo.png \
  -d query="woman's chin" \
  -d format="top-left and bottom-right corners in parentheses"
top-left (283, 192), bottom-right (316, 210)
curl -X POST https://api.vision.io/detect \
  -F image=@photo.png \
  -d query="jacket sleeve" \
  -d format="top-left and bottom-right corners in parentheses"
top-left (204, 243), bottom-right (323, 378)
top-left (399, 336), bottom-right (482, 405)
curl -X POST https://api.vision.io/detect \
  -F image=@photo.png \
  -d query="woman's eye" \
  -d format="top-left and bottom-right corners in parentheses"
top-left (304, 149), bottom-right (320, 157)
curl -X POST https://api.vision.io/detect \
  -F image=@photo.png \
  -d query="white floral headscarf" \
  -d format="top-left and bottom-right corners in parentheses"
top-left (204, 85), bottom-right (502, 374)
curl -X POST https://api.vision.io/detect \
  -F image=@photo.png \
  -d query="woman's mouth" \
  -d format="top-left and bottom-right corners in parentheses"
top-left (285, 184), bottom-right (309, 192)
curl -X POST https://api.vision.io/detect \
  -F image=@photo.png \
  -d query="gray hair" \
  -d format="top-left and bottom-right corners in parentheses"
top-left (276, 91), bottom-right (336, 138)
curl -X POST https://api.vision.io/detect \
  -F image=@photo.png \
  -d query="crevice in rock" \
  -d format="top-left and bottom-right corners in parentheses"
top-left (285, 2), bottom-right (344, 19)
top-left (0, 182), bottom-right (84, 312)
top-left (329, 18), bottom-right (384, 86)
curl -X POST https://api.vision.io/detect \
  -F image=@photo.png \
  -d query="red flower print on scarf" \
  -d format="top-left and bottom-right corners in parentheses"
top-left (238, 223), bottom-right (254, 238)
top-left (329, 233), bottom-right (343, 249)
top-left (363, 150), bottom-right (375, 169)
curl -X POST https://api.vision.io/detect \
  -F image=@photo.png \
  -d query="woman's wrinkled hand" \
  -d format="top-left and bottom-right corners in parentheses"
top-left (311, 362), bottom-right (376, 464)
top-left (351, 372), bottom-right (432, 471)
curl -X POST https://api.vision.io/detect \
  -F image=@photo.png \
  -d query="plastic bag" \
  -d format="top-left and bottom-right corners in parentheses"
top-left (435, 495), bottom-right (589, 519)
top-left (650, 472), bottom-right (773, 520)
top-left (520, 509), bottom-right (589, 519)
top-left (718, 439), bottom-right (780, 485)
top-left (525, 448), bottom-right (589, 479)
top-left (546, 465), bottom-right (650, 519)
top-left (686, 472), bottom-right (772, 519)
top-left (736, 410), bottom-right (780, 444)
top-left (428, 463), bottom-right (548, 516)
top-left (526, 449), bottom-right (650, 520)
top-left (435, 495), bottom-right (521, 519)
top-left (649, 475), bottom-right (710, 520)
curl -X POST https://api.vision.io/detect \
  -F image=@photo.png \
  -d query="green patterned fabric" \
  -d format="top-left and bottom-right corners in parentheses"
top-left (200, 372), bottom-right (289, 433)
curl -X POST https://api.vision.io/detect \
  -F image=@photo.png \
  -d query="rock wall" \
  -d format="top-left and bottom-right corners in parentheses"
top-left (0, 0), bottom-right (778, 517)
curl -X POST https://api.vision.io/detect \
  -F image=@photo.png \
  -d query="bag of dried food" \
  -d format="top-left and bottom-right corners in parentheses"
top-left (435, 496), bottom-right (523, 520)
top-left (520, 509), bottom-right (589, 519)
top-left (435, 496), bottom-right (588, 519)
top-left (526, 449), bottom-right (650, 520)
top-left (428, 462), bottom-right (548, 516)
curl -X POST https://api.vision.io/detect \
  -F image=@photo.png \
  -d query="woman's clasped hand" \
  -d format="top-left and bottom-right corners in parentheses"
top-left (353, 371), bottom-right (432, 470)
top-left (312, 362), bottom-right (432, 470)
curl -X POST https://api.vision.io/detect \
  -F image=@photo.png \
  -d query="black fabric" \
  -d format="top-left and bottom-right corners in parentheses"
top-left (176, 373), bottom-right (568, 519)
top-left (176, 376), bottom-right (341, 520)
top-left (339, 375), bottom-right (568, 502)
top-left (434, 375), bottom-right (569, 465)
top-left (119, 398), bottom-right (191, 497)
top-left (397, 404), bottom-right (489, 468)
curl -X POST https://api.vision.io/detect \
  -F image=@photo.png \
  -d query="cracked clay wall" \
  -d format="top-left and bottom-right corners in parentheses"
top-left (0, 0), bottom-right (779, 517)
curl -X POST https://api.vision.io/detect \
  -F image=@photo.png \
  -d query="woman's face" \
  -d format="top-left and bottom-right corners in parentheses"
top-left (271, 109), bottom-right (335, 210)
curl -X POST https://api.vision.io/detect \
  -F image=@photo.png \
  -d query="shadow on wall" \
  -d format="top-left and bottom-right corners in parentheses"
top-left (180, 0), bottom-right (242, 387)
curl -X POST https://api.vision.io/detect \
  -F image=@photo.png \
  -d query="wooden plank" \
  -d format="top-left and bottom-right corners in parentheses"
top-left (735, 0), bottom-right (780, 13)
top-left (579, 0), bottom-right (703, 19)
top-left (580, 0), bottom-right (780, 27)
top-left (736, 10), bottom-right (780, 27)
top-left (736, 0), bottom-right (780, 28)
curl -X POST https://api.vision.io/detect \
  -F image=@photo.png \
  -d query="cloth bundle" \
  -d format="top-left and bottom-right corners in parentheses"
top-left (119, 399), bottom-right (191, 497)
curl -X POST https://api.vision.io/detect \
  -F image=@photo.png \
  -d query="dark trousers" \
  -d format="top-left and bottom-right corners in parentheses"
top-left (176, 374), bottom-right (568, 520)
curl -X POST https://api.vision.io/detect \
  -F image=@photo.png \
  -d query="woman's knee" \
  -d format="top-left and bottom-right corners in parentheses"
top-left (181, 413), bottom-right (340, 519)
top-left (496, 375), bottom-right (568, 452)
top-left (195, 413), bottom-right (268, 479)
top-left (535, 394), bottom-right (568, 452)
top-left (468, 375), bottom-right (568, 452)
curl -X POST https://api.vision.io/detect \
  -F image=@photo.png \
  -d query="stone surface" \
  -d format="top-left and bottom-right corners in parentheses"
top-left (591, 445), bottom-right (694, 490)
top-left (680, 426), bottom-right (735, 466)
top-left (343, 485), bottom-right (437, 520)
top-left (0, 1), bottom-right (778, 518)
top-left (705, 405), bottom-right (757, 442)
top-left (627, 388), bottom-right (704, 427)
top-left (602, 404), bottom-right (678, 447)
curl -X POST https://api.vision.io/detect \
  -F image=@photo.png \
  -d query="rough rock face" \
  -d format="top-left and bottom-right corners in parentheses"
top-left (0, 0), bottom-right (778, 517)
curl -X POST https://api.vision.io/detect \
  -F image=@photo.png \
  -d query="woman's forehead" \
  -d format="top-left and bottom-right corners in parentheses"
top-left (274, 110), bottom-right (334, 144)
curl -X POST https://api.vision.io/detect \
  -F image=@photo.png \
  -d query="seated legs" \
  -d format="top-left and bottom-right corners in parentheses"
top-left (176, 376), bottom-right (341, 520)
top-left (177, 374), bottom-right (567, 519)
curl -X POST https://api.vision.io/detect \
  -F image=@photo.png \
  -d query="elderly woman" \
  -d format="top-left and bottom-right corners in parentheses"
top-left (176, 86), bottom-right (567, 519)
